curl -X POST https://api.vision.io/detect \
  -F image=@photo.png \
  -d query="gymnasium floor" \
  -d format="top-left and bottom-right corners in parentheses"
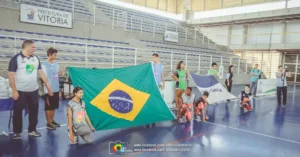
top-left (0, 85), bottom-right (300, 157)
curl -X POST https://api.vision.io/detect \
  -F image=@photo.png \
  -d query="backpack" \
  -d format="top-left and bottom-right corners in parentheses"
top-left (252, 69), bottom-right (262, 79)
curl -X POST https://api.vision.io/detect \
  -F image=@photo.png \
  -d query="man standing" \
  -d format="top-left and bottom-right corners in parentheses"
top-left (276, 66), bottom-right (291, 106)
top-left (152, 53), bottom-right (165, 96)
top-left (8, 40), bottom-right (52, 139)
top-left (208, 63), bottom-right (219, 80)
top-left (250, 64), bottom-right (261, 97)
top-left (42, 48), bottom-right (61, 130)
top-left (146, 53), bottom-right (165, 128)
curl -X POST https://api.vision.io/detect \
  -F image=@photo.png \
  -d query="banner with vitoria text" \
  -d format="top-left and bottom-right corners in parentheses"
top-left (20, 4), bottom-right (73, 28)
top-left (256, 79), bottom-right (277, 96)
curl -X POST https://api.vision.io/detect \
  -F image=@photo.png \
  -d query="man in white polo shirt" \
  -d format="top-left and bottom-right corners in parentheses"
top-left (8, 40), bottom-right (53, 139)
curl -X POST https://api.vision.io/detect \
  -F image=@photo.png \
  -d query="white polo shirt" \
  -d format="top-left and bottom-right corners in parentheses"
top-left (8, 52), bottom-right (41, 92)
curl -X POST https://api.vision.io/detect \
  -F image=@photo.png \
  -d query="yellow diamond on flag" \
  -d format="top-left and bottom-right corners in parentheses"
top-left (90, 79), bottom-right (150, 121)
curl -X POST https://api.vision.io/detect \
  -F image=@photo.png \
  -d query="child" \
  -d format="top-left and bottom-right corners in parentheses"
top-left (179, 87), bottom-right (195, 123)
top-left (195, 91), bottom-right (209, 122)
top-left (68, 87), bottom-right (95, 144)
top-left (240, 84), bottom-right (253, 111)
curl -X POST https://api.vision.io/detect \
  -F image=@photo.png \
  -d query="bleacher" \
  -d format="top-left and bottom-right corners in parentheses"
top-left (0, 33), bottom-right (245, 79)
top-left (0, 0), bottom-right (249, 79)
top-left (94, 2), bottom-right (172, 23)
top-left (0, 28), bottom-right (129, 46)
top-left (93, 1), bottom-right (213, 44)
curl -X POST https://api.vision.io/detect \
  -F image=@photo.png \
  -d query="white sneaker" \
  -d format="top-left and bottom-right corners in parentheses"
top-left (28, 131), bottom-right (41, 137)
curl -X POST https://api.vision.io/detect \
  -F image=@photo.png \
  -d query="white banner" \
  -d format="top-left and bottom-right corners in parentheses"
top-left (190, 73), bottom-right (237, 104)
top-left (164, 31), bottom-right (178, 43)
top-left (196, 83), bottom-right (236, 104)
top-left (20, 4), bottom-right (73, 28)
top-left (256, 79), bottom-right (277, 96)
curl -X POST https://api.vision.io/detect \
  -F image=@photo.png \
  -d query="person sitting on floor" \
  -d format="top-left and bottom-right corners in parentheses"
top-left (195, 91), bottom-right (210, 122)
top-left (179, 87), bottom-right (195, 123)
top-left (68, 86), bottom-right (95, 144)
top-left (240, 84), bottom-right (253, 111)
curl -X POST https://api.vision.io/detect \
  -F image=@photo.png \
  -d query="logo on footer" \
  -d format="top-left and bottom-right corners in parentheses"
top-left (109, 141), bottom-right (127, 154)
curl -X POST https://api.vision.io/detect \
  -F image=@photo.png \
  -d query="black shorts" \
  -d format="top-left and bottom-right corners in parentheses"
top-left (44, 92), bottom-right (59, 110)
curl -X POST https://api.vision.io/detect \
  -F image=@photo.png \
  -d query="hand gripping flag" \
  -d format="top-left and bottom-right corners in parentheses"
top-left (68, 63), bottom-right (175, 130)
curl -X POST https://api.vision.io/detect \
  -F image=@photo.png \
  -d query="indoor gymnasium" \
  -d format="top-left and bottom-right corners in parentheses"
top-left (0, 0), bottom-right (300, 157)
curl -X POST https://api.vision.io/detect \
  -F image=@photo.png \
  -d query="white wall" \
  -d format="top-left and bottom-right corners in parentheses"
top-left (200, 26), bottom-right (228, 46)
top-left (286, 21), bottom-right (300, 43)
top-left (194, 0), bottom-right (300, 19)
top-left (247, 23), bottom-right (282, 44)
top-left (231, 25), bottom-right (243, 45)
top-left (199, 20), bottom-right (300, 48)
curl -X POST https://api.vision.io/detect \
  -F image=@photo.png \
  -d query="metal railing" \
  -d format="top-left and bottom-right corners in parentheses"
top-left (0, 35), bottom-right (257, 79)
top-left (1, 0), bottom-right (221, 48)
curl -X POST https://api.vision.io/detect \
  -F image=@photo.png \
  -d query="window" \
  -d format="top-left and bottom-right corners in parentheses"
top-left (284, 55), bottom-right (297, 63)
top-left (284, 64), bottom-right (296, 73)
top-left (286, 74), bottom-right (295, 82)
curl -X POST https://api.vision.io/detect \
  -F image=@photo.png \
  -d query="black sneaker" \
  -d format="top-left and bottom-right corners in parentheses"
top-left (47, 123), bottom-right (56, 130)
top-left (51, 120), bottom-right (60, 127)
top-left (28, 131), bottom-right (42, 137)
top-left (13, 133), bottom-right (21, 140)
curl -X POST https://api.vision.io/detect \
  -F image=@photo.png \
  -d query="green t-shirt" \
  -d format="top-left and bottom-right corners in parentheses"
top-left (173, 69), bottom-right (187, 90)
top-left (251, 69), bottom-right (261, 82)
top-left (208, 69), bottom-right (219, 79)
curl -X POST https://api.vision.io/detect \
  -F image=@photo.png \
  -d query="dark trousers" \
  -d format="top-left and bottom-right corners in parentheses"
top-left (225, 81), bottom-right (232, 92)
top-left (250, 82), bottom-right (257, 97)
top-left (13, 90), bottom-right (39, 133)
top-left (277, 86), bottom-right (287, 105)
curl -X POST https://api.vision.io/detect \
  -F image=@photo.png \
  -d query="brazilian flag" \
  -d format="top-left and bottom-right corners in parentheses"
top-left (68, 63), bottom-right (175, 130)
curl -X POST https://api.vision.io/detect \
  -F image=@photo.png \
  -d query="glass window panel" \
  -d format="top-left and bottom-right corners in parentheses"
top-left (284, 64), bottom-right (296, 73)
top-left (286, 74), bottom-right (295, 82)
top-left (284, 55), bottom-right (297, 63)
top-left (296, 75), bottom-right (300, 82)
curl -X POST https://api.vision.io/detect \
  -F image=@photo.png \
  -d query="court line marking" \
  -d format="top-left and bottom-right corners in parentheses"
top-left (123, 131), bottom-right (212, 157)
top-left (0, 124), bottom-right (67, 136)
top-left (254, 89), bottom-right (300, 99)
top-left (206, 121), bottom-right (300, 145)
top-left (1, 89), bottom-right (299, 136)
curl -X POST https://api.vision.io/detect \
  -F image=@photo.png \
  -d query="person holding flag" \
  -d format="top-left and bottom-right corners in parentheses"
top-left (151, 53), bottom-right (165, 96)
top-left (146, 53), bottom-right (165, 128)
top-left (208, 63), bottom-right (219, 80)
